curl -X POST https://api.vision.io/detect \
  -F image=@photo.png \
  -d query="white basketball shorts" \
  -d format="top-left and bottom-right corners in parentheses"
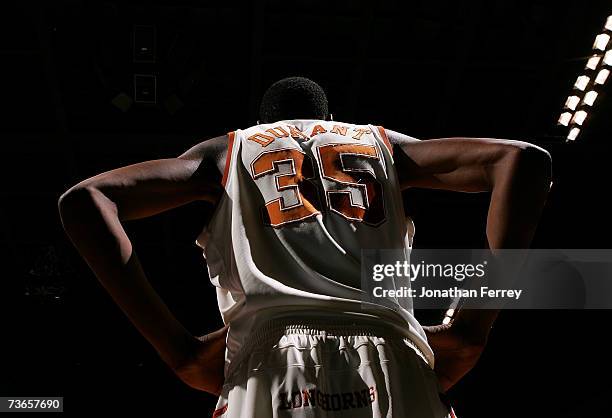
top-left (212, 318), bottom-right (456, 418)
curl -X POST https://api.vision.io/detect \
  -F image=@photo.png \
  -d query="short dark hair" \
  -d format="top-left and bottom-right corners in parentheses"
top-left (259, 77), bottom-right (328, 123)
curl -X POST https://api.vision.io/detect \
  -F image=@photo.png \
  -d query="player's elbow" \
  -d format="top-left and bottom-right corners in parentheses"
top-left (58, 186), bottom-right (98, 226)
top-left (505, 142), bottom-right (552, 187)
top-left (520, 144), bottom-right (551, 183)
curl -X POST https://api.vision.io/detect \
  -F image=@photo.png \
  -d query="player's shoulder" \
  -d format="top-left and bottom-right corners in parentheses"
top-left (177, 133), bottom-right (231, 175)
top-left (379, 128), bottom-right (421, 146)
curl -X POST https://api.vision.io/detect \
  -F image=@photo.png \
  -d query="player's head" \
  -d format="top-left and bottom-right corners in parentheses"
top-left (259, 76), bottom-right (329, 123)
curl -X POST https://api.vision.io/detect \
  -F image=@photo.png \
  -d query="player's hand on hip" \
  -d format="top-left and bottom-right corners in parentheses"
top-left (423, 322), bottom-right (487, 393)
top-left (171, 325), bottom-right (229, 396)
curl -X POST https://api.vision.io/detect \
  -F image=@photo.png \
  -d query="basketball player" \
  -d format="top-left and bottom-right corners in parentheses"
top-left (59, 77), bottom-right (551, 417)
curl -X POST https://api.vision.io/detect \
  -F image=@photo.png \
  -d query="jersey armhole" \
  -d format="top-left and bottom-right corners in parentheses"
top-left (221, 131), bottom-right (236, 188)
top-left (376, 126), bottom-right (393, 156)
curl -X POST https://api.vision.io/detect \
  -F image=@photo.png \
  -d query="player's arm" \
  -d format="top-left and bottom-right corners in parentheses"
top-left (58, 135), bottom-right (228, 394)
top-left (387, 129), bottom-right (552, 388)
top-left (389, 129), bottom-right (551, 251)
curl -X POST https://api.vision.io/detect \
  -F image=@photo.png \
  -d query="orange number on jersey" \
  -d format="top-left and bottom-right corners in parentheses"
top-left (251, 149), bottom-right (320, 227)
top-left (316, 144), bottom-right (385, 225)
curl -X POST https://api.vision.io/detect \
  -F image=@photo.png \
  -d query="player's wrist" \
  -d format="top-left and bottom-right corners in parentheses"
top-left (161, 334), bottom-right (202, 371)
top-left (449, 309), bottom-right (498, 347)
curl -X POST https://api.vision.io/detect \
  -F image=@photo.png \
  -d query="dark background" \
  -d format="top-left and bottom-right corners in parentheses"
top-left (1, 0), bottom-right (611, 416)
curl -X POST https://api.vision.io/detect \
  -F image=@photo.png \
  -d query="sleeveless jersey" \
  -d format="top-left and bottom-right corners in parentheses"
top-left (195, 119), bottom-right (433, 374)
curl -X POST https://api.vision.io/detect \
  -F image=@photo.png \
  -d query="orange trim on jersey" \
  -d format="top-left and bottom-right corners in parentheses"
top-left (212, 404), bottom-right (228, 418)
top-left (376, 125), bottom-right (393, 156)
top-left (221, 131), bottom-right (235, 188)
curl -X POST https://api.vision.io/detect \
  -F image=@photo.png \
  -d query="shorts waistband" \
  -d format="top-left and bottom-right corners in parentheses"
top-left (227, 315), bottom-right (429, 378)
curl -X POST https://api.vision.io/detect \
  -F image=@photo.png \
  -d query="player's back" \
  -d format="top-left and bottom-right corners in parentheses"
top-left (196, 119), bottom-right (432, 375)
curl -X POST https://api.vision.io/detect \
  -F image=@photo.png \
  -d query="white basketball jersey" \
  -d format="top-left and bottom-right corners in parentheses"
top-left (195, 119), bottom-right (433, 374)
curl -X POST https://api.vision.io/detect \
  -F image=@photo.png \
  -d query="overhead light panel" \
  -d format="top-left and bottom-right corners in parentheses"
top-left (558, 112), bottom-right (572, 126)
top-left (603, 49), bottom-right (612, 66)
top-left (574, 75), bottom-right (590, 91)
top-left (572, 110), bottom-right (588, 125)
top-left (556, 15), bottom-right (611, 142)
top-left (594, 33), bottom-right (610, 50)
top-left (583, 91), bottom-right (598, 106)
top-left (595, 68), bottom-right (610, 85)
top-left (567, 127), bottom-right (580, 141)
top-left (565, 96), bottom-right (581, 110)
top-left (586, 55), bottom-right (601, 70)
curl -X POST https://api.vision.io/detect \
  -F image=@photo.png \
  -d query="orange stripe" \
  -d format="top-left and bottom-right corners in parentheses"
top-left (221, 131), bottom-right (235, 187)
top-left (376, 125), bottom-right (393, 156)
top-left (211, 404), bottom-right (228, 418)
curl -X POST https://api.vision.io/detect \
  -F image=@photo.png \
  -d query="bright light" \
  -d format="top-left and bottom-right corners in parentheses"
top-left (572, 110), bottom-right (588, 125)
top-left (565, 95), bottom-right (581, 110)
top-left (586, 55), bottom-right (601, 70)
top-left (574, 75), bottom-right (590, 91)
top-left (556, 16), bottom-right (612, 141)
top-left (594, 33), bottom-right (610, 50)
top-left (567, 127), bottom-right (580, 141)
top-left (595, 68), bottom-right (610, 84)
top-left (604, 49), bottom-right (612, 66)
top-left (583, 91), bottom-right (598, 106)
top-left (442, 307), bottom-right (455, 324)
top-left (558, 112), bottom-right (572, 126)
